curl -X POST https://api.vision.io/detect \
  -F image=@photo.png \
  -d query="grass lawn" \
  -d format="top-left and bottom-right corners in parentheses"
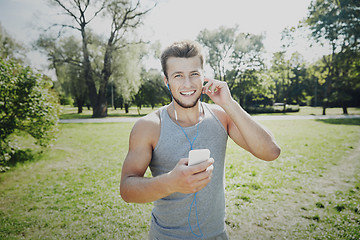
top-left (1, 119), bottom-right (360, 239)
top-left (59, 106), bottom-right (155, 119)
top-left (60, 105), bottom-right (360, 119)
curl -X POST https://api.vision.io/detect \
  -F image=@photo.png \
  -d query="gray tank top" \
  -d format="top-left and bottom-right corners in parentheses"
top-left (149, 103), bottom-right (228, 239)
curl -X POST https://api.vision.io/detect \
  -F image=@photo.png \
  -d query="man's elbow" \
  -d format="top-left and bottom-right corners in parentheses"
top-left (120, 182), bottom-right (132, 203)
top-left (265, 144), bottom-right (281, 161)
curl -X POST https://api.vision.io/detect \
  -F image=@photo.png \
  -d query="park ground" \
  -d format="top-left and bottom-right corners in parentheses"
top-left (59, 106), bottom-right (360, 120)
top-left (0, 106), bottom-right (359, 239)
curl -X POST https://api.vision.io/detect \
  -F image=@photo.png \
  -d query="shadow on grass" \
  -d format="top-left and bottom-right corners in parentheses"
top-left (7, 149), bottom-right (41, 167)
top-left (316, 118), bottom-right (360, 126)
top-left (60, 112), bottom-right (147, 120)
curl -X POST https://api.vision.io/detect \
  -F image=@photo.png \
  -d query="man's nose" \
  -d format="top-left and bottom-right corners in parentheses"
top-left (183, 75), bottom-right (192, 87)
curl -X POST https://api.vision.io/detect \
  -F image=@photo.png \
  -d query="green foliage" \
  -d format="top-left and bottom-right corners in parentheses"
top-left (44, 0), bottom-right (155, 118)
top-left (36, 35), bottom-right (89, 113)
top-left (269, 51), bottom-right (308, 105)
top-left (305, 0), bottom-right (360, 111)
top-left (0, 23), bottom-right (24, 60)
top-left (133, 69), bottom-right (169, 110)
top-left (331, 50), bottom-right (360, 107)
top-left (307, 0), bottom-right (360, 51)
top-left (0, 58), bottom-right (60, 168)
top-left (111, 44), bottom-right (144, 105)
top-left (197, 26), bottom-right (266, 107)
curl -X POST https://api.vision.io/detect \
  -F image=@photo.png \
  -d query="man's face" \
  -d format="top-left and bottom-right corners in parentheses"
top-left (166, 57), bottom-right (204, 109)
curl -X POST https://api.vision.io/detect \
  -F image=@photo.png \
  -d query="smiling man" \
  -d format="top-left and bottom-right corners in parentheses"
top-left (120, 40), bottom-right (281, 239)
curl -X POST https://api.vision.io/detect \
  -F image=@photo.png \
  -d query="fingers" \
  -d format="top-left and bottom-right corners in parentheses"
top-left (193, 163), bottom-right (213, 181)
top-left (189, 158), bottom-right (214, 174)
top-left (203, 78), bottom-right (224, 94)
top-left (178, 157), bottom-right (189, 166)
top-left (188, 157), bottom-right (214, 181)
top-left (187, 162), bottom-right (214, 192)
top-left (172, 158), bottom-right (214, 193)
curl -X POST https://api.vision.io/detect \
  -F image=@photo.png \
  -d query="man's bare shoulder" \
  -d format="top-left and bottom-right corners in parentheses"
top-left (130, 109), bottom-right (161, 148)
top-left (136, 109), bottom-right (161, 127)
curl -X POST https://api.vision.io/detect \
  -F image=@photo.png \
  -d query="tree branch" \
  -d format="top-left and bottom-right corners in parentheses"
top-left (52, 0), bottom-right (81, 26)
top-left (86, 1), bottom-right (107, 24)
top-left (53, 23), bottom-right (81, 32)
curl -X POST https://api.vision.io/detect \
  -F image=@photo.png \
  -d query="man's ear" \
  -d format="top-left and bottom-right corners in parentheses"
top-left (163, 76), bottom-right (169, 88)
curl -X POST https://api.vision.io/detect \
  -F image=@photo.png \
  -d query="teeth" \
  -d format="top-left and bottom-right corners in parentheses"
top-left (180, 90), bottom-right (195, 96)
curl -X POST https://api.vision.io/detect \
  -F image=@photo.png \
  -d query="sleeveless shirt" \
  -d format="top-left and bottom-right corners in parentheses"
top-left (148, 103), bottom-right (228, 239)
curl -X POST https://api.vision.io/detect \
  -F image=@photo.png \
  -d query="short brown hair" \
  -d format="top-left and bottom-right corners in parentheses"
top-left (160, 40), bottom-right (204, 79)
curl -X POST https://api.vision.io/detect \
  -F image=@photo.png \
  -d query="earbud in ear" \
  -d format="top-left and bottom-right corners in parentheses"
top-left (167, 83), bottom-right (170, 91)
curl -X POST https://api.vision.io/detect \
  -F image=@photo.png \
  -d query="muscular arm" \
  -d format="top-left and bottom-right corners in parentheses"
top-left (120, 112), bottom-right (214, 203)
top-left (204, 79), bottom-right (281, 161)
top-left (224, 100), bottom-right (280, 161)
top-left (120, 118), bottom-right (170, 203)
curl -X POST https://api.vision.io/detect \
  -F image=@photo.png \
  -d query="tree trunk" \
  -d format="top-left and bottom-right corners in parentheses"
top-left (92, 87), bottom-right (108, 118)
top-left (92, 34), bottom-right (114, 118)
top-left (77, 102), bottom-right (83, 114)
top-left (76, 97), bottom-right (85, 114)
top-left (93, 102), bottom-right (107, 118)
top-left (342, 106), bottom-right (348, 115)
top-left (77, 105), bottom-right (83, 114)
top-left (80, 27), bottom-right (99, 118)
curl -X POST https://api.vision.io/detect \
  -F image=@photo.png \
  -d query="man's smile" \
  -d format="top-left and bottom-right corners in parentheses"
top-left (180, 90), bottom-right (196, 96)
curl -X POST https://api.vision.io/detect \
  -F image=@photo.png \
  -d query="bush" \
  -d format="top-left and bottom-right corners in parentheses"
top-left (245, 104), bottom-right (300, 114)
top-left (0, 58), bottom-right (60, 169)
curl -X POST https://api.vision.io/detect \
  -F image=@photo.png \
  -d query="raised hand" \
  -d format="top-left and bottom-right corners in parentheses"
top-left (203, 78), bottom-right (233, 107)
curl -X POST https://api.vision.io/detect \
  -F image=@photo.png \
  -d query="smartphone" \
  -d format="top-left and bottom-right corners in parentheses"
top-left (188, 149), bottom-right (210, 166)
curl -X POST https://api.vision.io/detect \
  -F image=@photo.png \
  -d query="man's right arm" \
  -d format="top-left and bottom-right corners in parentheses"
top-left (120, 113), bottom-right (214, 204)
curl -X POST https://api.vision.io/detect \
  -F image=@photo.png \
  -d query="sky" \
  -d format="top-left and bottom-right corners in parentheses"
top-left (0, 0), bottom-right (330, 75)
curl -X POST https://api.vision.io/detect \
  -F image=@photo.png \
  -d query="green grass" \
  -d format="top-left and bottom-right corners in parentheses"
top-left (225, 119), bottom-right (360, 239)
top-left (1, 119), bottom-right (360, 239)
top-left (60, 106), bottom-right (156, 119)
top-left (60, 106), bottom-right (360, 120)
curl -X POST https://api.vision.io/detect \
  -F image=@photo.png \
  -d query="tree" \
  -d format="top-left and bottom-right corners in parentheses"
top-left (0, 58), bottom-right (60, 169)
top-left (133, 68), bottom-right (169, 112)
top-left (197, 26), bottom-right (237, 82)
top-left (306, 0), bottom-right (360, 114)
top-left (269, 51), bottom-right (289, 104)
top-left (0, 23), bottom-right (25, 61)
top-left (110, 43), bottom-right (145, 112)
top-left (49, 0), bottom-right (155, 117)
top-left (331, 50), bottom-right (360, 112)
top-left (287, 52), bottom-right (307, 105)
top-left (197, 26), bottom-right (265, 107)
top-left (269, 50), bottom-right (308, 108)
top-left (36, 35), bottom-right (88, 113)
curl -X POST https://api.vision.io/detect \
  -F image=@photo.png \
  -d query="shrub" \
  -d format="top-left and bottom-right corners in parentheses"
top-left (0, 58), bottom-right (60, 169)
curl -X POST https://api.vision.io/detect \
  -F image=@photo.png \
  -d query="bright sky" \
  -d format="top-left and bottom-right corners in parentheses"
top-left (0, 0), bottom-right (329, 73)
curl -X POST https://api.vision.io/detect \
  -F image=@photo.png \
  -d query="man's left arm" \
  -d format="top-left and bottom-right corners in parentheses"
top-left (203, 78), bottom-right (281, 161)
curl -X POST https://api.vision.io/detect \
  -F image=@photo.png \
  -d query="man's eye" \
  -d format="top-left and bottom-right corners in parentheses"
top-left (174, 74), bottom-right (182, 78)
top-left (191, 72), bottom-right (200, 76)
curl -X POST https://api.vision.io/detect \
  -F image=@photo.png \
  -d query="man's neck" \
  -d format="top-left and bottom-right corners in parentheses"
top-left (168, 101), bottom-right (203, 127)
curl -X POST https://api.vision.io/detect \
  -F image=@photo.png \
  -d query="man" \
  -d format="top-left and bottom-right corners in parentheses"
top-left (120, 40), bottom-right (281, 239)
